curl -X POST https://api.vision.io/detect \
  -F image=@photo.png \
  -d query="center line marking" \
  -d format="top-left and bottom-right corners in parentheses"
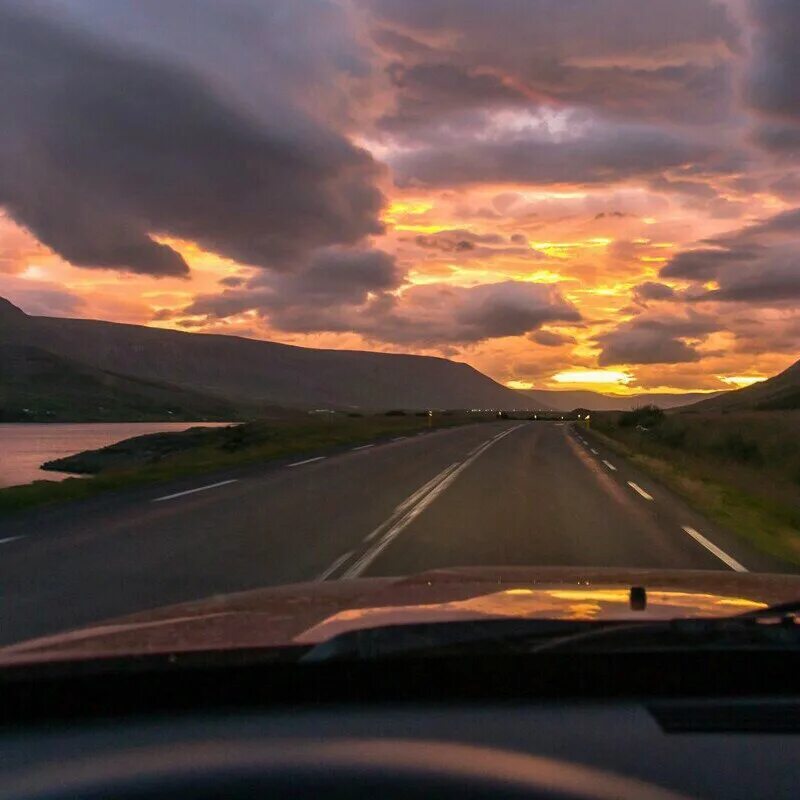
top-left (602, 460), bottom-right (617, 471)
top-left (627, 481), bottom-right (654, 501)
top-left (352, 444), bottom-right (374, 451)
top-left (342, 424), bottom-right (524, 578)
top-left (681, 526), bottom-right (747, 572)
top-left (0, 536), bottom-right (24, 545)
top-left (590, 448), bottom-right (599, 454)
top-left (152, 479), bottom-right (238, 503)
top-left (286, 456), bottom-right (326, 468)
top-left (315, 550), bottom-right (355, 581)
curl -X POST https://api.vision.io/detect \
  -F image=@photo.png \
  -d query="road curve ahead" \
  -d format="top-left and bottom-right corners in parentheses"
top-left (0, 421), bottom-right (791, 644)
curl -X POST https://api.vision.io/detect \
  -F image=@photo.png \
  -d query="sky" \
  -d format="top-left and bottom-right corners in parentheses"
top-left (2, 0), bottom-right (800, 394)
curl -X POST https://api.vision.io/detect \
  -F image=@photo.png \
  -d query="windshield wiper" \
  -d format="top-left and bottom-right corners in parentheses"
top-left (303, 603), bottom-right (800, 662)
top-left (302, 618), bottom-right (605, 662)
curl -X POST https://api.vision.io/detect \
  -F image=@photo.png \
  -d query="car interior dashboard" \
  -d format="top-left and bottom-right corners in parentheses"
top-left (1, 650), bottom-right (799, 799)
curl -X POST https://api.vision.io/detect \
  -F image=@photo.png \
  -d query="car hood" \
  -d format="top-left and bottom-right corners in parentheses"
top-left (3, 566), bottom-right (800, 664)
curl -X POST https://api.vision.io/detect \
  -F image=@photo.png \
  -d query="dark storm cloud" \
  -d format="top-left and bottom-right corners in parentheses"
top-left (661, 247), bottom-right (763, 281)
top-left (219, 276), bottom-right (246, 288)
top-left (391, 123), bottom-right (714, 188)
top-left (447, 283), bottom-right (580, 341)
top-left (661, 206), bottom-right (800, 302)
top-left (184, 276), bottom-right (580, 347)
top-left (696, 249), bottom-right (800, 302)
top-left (0, 2), bottom-right (384, 276)
top-left (744, 1), bottom-right (800, 157)
top-left (530, 329), bottom-right (576, 347)
top-left (597, 312), bottom-right (719, 365)
top-left (365, 0), bottom-right (739, 129)
top-left (270, 247), bottom-right (402, 304)
top-left (380, 62), bottom-right (527, 132)
top-left (415, 230), bottom-right (500, 252)
top-left (632, 282), bottom-right (676, 303)
top-left (745, 0), bottom-right (800, 120)
top-left (412, 229), bottom-right (540, 260)
top-left (752, 123), bottom-right (800, 156)
top-left (187, 247), bottom-right (402, 318)
top-left (365, 0), bottom-right (738, 55)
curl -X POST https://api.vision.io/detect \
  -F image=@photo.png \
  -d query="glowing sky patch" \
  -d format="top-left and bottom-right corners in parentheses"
top-left (552, 370), bottom-right (634, 387)
top-left (720, 376), bottom-right (768, 388)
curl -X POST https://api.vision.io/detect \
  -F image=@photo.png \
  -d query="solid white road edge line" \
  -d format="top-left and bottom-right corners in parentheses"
top-left (627, 481), bottom-right (654, 501)
top-left (352, 444), bottom-right (374, 451)
top-left (0, 536), bottom-right (24, 545)
top-left (315, 550), bottom-right (355, 581)
top-left (602, 460), bottom-right (617, 471)
top-left (286, 456), bottom-right (326, 468)
top-left (152, 479), bottom-right (238, 503)
top-left (681, 526), bottom-right (747, 572)
top-left (342, 424), bottom-right (524, 579)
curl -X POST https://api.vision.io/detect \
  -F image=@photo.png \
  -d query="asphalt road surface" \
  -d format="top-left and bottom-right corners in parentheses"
top-left (0, 421), bottom-right (792, 644)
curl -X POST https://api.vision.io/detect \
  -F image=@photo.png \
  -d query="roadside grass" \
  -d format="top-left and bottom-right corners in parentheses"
top-left (0, 413), bottom-right (488, 517)
top-left (587, 410), bottom-right (800, 565)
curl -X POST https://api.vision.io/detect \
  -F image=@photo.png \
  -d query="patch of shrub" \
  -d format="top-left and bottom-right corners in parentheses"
top-left (385, 409), bottom-right (406, 416)
top-left (712, 431), bottom-right (762, 464)
top-left (618, 405), bottom-right (665, 429)
top-left (651, 420), bottom-right (688, 448)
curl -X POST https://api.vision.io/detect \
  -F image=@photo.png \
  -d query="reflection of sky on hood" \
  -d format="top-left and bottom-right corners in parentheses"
top-left (295, 588), bottom-right (767, 642)
top-left (3, 1), bottom-right (800, 392)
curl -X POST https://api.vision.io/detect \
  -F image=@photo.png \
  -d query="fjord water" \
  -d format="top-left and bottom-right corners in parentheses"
top-left (0, 423), bottom-right (231, 488)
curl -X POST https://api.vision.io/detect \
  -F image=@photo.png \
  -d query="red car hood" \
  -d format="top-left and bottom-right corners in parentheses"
top-left (2, 566), bottom-right (800, 664)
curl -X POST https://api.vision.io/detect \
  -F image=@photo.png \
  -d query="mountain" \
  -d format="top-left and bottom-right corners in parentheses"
top-left (0, 343), bottom-right (247, 422)
top-left (689, 358), bottom-right (800, 411)
top-left (518, 388), bottom-right (725, 412)
top-left (0, 297), bottom-right (530, 411)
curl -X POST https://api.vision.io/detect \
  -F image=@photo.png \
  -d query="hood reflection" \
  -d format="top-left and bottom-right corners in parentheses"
top-left (295, 587), bottom-right (766, 643)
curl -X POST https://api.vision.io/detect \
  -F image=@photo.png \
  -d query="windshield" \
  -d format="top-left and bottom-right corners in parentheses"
top-left (1, 0), bottom-right (800, 662)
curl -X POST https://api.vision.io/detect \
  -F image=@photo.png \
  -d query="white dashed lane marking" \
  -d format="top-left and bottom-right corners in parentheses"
top-left (575, 430), bottom-right (746, 571)
top-left (152, 479), bottom-right (238, 503)
top-left (681, 526), bottom-right (747, 572)
top-left (286, 456), bottom-right (326, 468)
top-left (627, 481), bottom-right (654, 501)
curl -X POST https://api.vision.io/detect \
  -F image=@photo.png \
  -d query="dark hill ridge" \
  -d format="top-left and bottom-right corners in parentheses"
top-left (0, 297), bottom-right (530, 410)
top-left (689, 358), bottom-right (800, 411)
top-left (0, 343), bottom-right (245, 422)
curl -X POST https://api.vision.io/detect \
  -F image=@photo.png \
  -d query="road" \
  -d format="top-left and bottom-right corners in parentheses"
top-left (0, 421), bottom-right (792, 644)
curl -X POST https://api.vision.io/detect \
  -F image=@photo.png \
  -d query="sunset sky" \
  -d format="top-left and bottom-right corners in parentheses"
top-left (2, 0), bottom-right (800, 394)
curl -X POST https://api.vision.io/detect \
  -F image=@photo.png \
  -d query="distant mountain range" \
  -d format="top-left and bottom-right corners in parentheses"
top-left (517, 388), bottom-right (724, 412)
top-left (0, 297), bottom-right (530, 416)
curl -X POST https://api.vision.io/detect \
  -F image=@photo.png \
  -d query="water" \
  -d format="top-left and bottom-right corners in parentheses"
top-left (0, 423), bottom-right (233, 488)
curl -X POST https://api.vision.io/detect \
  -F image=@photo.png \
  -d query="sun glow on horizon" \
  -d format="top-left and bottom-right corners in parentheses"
top-left (719, 375), bottom-right (768, 388)
top-left (551, 369), bottom-right (634, 387)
